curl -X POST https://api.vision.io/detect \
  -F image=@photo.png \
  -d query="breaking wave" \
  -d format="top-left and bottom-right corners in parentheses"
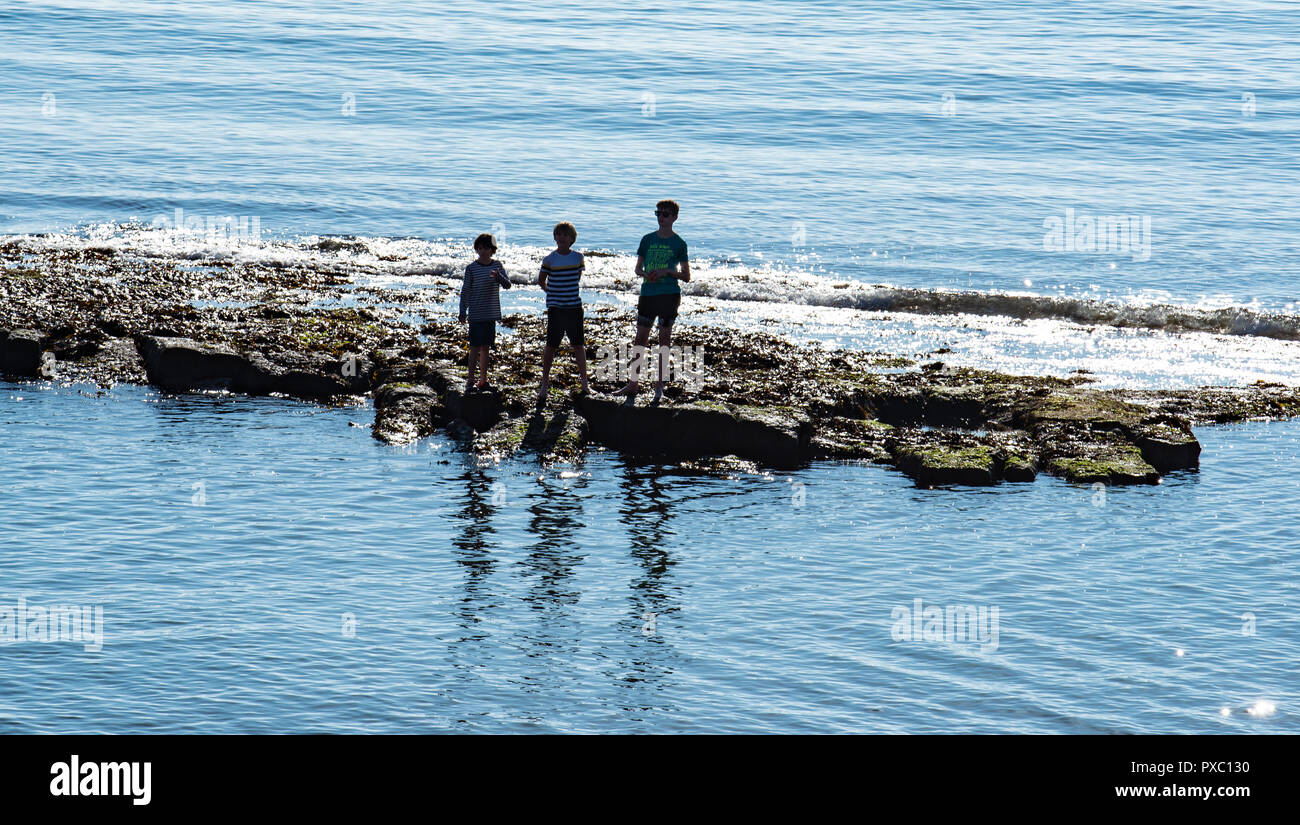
top-left (6, 225), bottom-right (1299, 342)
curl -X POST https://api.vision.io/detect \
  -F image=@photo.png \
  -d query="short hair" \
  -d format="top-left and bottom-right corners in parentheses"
top-left (553, 222), bottom-right (577, 240)
top-left (656, 199), bottom-right (680, 217)
top-left (473, 233), bottom-right (497, 252)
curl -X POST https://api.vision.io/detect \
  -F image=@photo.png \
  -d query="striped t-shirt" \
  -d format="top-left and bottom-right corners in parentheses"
top-left (458, 259), bottom-right (511, 322)
top-left (540, 250), bottom-right (584, 308)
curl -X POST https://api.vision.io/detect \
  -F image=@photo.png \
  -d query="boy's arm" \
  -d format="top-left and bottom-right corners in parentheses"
top-left (674, 239), bottom-right (690, 282)
top-left (458, 267), bottom-right (471, 320)
top-left (538, 262), bottom-right (549, 292)
top-left (494, 263), bottom-right (511, 289)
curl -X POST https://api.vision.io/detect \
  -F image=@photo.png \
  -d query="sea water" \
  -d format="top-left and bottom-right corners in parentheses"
top-left (1, 0), bottom-right (1298, 732)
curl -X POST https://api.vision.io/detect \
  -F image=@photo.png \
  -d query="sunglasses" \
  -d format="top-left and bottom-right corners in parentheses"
top-left (655, 211), bottom-right (674, 217)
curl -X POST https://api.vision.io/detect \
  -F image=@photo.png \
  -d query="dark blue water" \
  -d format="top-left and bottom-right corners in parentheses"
top-left (3, 0), bottom-right (1298, 308)
top-left (2, 1), bottom-right (1298, 733)
top-left (1, 382), bottom-right (1296, 733)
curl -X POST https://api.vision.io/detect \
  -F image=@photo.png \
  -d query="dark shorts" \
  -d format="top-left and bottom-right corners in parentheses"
top-left (545, 305), bottom-right (585, 348)
top-left (636, 293), bottom-right (681, 329)
top-left (468, 320), bottom-right (496, 347)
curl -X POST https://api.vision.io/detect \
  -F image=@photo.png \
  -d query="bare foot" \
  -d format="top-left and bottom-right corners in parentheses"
top-left (612, 382), bottom-right (639, 396)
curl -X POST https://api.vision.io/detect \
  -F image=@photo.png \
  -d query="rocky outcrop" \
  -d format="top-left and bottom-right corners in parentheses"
top-left (372, 360), bottom-right (589, 463)
top-left (574, 395), bottom-right (812, 468)
top-left (470, 409), bottom-right (588, 463)
top-left (819, 374), bottom-right (1199, 486)
top-left (892, 444), bottom-right (999, 487)
top-left (135, 335), bottom-right (372, 398)
top-left (7, 241), bottom-right (1300, 490)
top-left (0, 329), bottom-right (45, 377)
top-left (372, 382), bottom-right (442, 444)
top-left (425, 367), bottom-right (506, 432)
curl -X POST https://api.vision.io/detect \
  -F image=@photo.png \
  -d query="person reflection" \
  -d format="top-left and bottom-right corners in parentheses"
top-left (517, 470), bottom-right (589, 676)
top-left (615, 457), bottom-right (681, 705)
top-left (451, 468), bottom-right (500, 642)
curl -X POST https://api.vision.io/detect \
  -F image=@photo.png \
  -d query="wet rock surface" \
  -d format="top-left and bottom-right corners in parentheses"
top-left (0, 329), bottom-right (45, 377)
top-left (575, 394), bottom-right (812, 469)
top-left (5, 240), bottom-right (1300, 487)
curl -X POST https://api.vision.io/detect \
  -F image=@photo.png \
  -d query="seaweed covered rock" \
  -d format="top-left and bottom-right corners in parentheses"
top-left (892, 443), bottom-right (998, 486)
top-left (10, 239), bottom-right (1299, 491)
top-left (372, 382), bottom-right (441, 444)
top-left (816, 369), bottom-right (1190, 485)
top-left (136, 335), bottom-right (371, 397)
top-left (809, 416), bottom-right (893, 461)
top-left (425, 366), bottom-right (505, 432)
top-left (1119, 383), bottom-right (1300, 426)
top-left (527, 407), bottom-right (589, 464)
top-left (1041, 431), bottom-right (1161, 485)
top-left (1130, 417), bottom-right (1201, 472)
top-left (1014, 388), bottom-right (1148, 431)
top-left (574, 394), bottom-right (811, 468)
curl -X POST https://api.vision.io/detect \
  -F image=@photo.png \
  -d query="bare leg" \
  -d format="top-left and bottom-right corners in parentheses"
top-left (465, 344), bottom-right (478, 391)
top-left (652, 323), bottom-right (672, 404)
top-left (613, 325), bottom-right (652, 396)
top-left (575, 344), bottom-right (590, 394)
top-left (478, 346), bottom-right (490, 387)
top-left (538, 345), bottom-right (556, 403)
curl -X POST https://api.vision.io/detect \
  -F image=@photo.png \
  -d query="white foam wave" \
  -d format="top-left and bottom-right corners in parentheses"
top-left (7, 225), bottom-right (1300, 345)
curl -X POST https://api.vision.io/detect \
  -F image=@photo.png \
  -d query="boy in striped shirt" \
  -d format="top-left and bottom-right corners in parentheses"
top-left (458, 232), bottom-right (512, 392)
top-left (536, 221), bottom-right (590, 407)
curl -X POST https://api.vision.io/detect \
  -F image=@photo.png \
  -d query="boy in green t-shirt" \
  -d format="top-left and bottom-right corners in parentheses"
top-left (613, 199), bottom-right (692, 405)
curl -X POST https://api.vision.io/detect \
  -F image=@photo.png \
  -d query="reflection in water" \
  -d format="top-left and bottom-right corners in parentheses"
top-left (7, 382), bottom-right (1298, 733)
top-left (518, 471), bottom-right (589, 679)
top-left (614, 458), bottom-right (683, 710)
top-left (451, 469), bottom-right (499, 642)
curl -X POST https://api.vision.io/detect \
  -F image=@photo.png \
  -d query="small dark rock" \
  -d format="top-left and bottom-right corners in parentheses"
top-left (0, 329), bottom-right (45, 377)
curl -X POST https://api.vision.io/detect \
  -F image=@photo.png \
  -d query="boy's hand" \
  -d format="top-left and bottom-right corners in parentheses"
top-left (458, 313), bottom-right (467, 323)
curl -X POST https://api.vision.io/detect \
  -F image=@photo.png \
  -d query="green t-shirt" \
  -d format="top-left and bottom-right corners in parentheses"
top-left (637, 231), bottom-right (688, 296)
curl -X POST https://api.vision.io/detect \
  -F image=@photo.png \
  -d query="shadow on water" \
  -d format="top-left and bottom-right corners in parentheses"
top-left (517, 471), bottom-right (588, 672)
top-left (450, 469), bottom-right (499, 644)
top-left (610, 457), bottom-right (686, 714)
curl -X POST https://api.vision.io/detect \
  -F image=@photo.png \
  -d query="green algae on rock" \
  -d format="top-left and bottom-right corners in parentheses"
top-left (5, 242), bottom-right (1300, 489)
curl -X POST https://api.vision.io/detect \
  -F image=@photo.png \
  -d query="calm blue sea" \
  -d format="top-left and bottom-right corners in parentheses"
top-left (4, 0), bottom-right (1299, 306)
top-left (1, 1), bottom-right (1298, 733)
top-left (2, 383), bottom-right (1298, 733)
